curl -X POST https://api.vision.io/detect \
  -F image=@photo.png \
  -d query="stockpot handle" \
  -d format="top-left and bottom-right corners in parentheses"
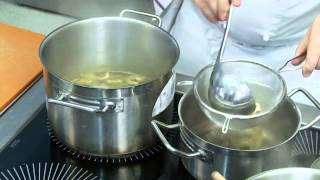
top-left (47, 94), bottom-right (117, 113)
top-left (151, 120), bottom-right (203, 158)
top-left (120, 9), bottom-right (162, 27)
top-left (120, 0), bottom-right (183, 32)
top-left (288, 88), bottom-right (320, 131)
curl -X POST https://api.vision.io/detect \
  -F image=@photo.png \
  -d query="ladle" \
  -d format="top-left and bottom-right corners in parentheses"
top-left (208, 5), bottom-right (256, 114)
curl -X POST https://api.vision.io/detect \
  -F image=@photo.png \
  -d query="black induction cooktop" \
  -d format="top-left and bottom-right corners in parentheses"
top-left (0, 95), bottom-right (196, 180)
top-left (1, 92), bottom-right (319, 180)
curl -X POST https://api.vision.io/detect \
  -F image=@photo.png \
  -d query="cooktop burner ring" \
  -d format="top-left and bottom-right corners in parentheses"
top-left (290, 128), bottom-right (320, 167)
top-left (0, 162), bottom-right (100, 180)
top-left (47, 121), bottom-right (179, 164)
top-left (292, 128), bottom-right (320, 156)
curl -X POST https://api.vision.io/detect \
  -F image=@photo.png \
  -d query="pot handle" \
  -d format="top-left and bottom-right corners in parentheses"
top-left (120, 0), bottom-right (183, 32)
top-left (47, 93), bottom-right (119, 113)
top-left (176, 80), bottom-right (193, 95)
top-left (120, 9), bottom-right (162, 27)
top-left (151, 120), bottom-right (204, 158)
top-left (288, 88), bottom-right (320, 130)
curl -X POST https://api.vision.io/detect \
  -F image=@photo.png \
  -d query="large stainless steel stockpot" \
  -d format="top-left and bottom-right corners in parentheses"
top-left (152, 88), bottom-right (320, 180)
top-left (39, 0), bottom-right (183, 157)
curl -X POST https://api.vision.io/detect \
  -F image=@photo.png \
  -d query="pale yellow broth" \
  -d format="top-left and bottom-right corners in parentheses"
top-left (72, 70), bottom-right (149, 89)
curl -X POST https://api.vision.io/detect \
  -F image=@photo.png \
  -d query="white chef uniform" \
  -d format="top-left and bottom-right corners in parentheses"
top-left (154, 0), bottom-right (320, 105)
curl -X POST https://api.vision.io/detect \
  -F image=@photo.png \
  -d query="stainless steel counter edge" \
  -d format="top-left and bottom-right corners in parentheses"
top-left (0, 74), bottom-right (319, 152)
top-left (0, 78), bottom-right (46, 152)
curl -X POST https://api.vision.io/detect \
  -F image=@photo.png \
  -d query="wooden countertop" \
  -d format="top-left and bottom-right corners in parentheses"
top-left (0, 23), bottom-right (44, 113)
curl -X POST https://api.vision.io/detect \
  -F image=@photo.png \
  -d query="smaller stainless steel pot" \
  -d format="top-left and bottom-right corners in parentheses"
top-left (247, 168), bottom-right (320, 180)
top-left (152, 87), bottom-right (320, 180)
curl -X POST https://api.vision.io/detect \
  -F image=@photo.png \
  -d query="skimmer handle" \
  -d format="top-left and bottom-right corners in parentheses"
top-left (278, 52), bottom-right (307, 73)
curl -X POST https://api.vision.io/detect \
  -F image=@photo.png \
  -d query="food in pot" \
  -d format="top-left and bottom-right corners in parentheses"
top-left (252, 103), bottom-right (262, 114)
top-left (72, 70), bottom-right (149, 88)
top-left (243, 82), bottom-right (276, 115)
top-left (201, 126), bottom-right (274, 150)
top-left (230, 127), bottom-right (272, 149)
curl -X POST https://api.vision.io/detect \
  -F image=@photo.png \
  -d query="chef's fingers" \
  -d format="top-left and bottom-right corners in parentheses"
top-left (303, 16), bottom-right (320, 77)
top-left (291, 55), bottom-right (306, 65)
top-left (194, 0), bottom-right (217, 22)
top-left (214, 0), bottom-right (241, 21)
top-left (206, 0), bottom-right (220, 21)
top-left (231, 0), bottom-right (241, 6)
top-left (194, 0), bottom-right (241, 22)
top-left (293, 29), bottom-right (310, 65)
top-left (316, 58), bottom-right (320, 70)
top-left (216, 0), bottom-right (229, 21)
top-left (211, 171), bottom-right (226, 180)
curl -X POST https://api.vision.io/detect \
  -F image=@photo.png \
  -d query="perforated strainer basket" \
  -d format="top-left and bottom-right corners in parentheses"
top-left (193, 60), bottom-right (287, 132)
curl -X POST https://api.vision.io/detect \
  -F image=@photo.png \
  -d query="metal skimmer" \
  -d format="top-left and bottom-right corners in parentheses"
top-left (0, 162), bottom-right (99, 180)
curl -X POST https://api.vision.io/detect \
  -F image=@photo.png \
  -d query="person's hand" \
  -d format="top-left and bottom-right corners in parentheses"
top-left (292, 16), bottom-right (320, 77)
top-left (211, 171), bottom-right (226, 180)
top-left (194, 0), bottom-right (241, 22)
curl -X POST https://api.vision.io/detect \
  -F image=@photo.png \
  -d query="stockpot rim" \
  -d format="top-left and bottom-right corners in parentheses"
top-left (178, 88), bottom-right (302, 153)
top-left (193, 59), bottom-right (288, 120)
top-left (39, 16), bottom-right (180, 91)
